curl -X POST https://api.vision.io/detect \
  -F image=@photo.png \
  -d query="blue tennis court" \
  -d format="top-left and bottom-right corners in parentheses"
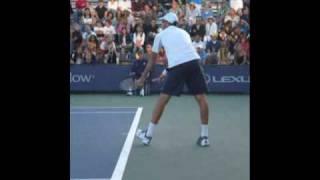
top-left (70, 107), bottom-right (143, 180)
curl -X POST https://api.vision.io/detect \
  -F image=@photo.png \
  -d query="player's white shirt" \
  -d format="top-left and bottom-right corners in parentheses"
top-left (152, 26), bottom-right (200, 68)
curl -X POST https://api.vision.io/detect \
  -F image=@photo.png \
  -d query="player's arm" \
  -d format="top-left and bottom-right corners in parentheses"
top-left (136, 34), bottom-right (161, 86)
top-left (140, 52), bottom-right (156, 81)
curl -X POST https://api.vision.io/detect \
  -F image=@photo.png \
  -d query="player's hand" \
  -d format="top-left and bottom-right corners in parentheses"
top-left (135, 77), bottom-right (145, 88)
top-left (159, 73), bottom-right (166, 81)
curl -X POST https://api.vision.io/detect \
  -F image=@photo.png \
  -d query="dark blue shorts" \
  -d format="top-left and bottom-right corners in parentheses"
top-left (161, 60), bottom-right (208, 96)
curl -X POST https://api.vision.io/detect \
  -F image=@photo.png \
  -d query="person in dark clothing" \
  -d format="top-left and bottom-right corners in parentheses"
top-left (95, 0), bottom-right (108, 20)
top-left (127, 50), bottom-right (148, 96)
top-left (190, 17), bottom-right (206, 40)
top-left (144, 19), bottom-right (158, 44)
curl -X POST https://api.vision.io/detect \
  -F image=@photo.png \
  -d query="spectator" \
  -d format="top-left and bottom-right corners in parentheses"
top-left (227, 30), bottom-right (239, 56)
top-left (218, 29), bottom-right (228, 41)
top-left (196, 45), bottom-right (207, 64)
top-left (93, 21), bottom-right (106, 39)
top-left (143, 43), bottom-right (153, 63)
top-left (230, 0), bottom-right (243, 12)
top-left (75, 0), bottom-right (88, 12)
top-left (116, 18), bottom-right (129, 34)
top-left (151, 4), bottom-right (159, 19)
top-left (206, 33), bottom-right (221, 54)
top-left (119, 46), bottom-right (131, 64)
top-left (75, 46), bottom-right (85, 64)
top-left (224, 9), bottom-right (240, 28)
top-left (241, 5), bottom-right (249, 22)
top-left (115, 8), bottom-right (125, 21)
top-left (201, 3), bottom-right (213, 20)
top-left (145, 19), bottom-right (158, 44)
top-left (190, 16), bottom-right (206, 40)
top-left (192, 34), bottom-right (206, 63)
top-left (72, 24), bottom-right (83, 52)
top-left (86, 1), bottom-right (96, 16)
top-left (239, 19), bottom-right (249, 35)
top-left (100, 35), bottom-right (117, 64)
top-left (156, 47), bottom-right (167, 65)
top-left (204, 16), bottom-right (218, 42)
top-left (128, 50), bottom-right (148, 96)
top-left (133, 25), bottom-right (146, 53)
top-left (145, 0), bottom-right (157, 6)
top-left (152, 4), bottom-right (164, 19)
top-left (142, 4), bottom-right (155, 26)
top-left (158, 0), bottom-right (172, 11)
top-left (116, 27), bottom-right (132, 51)
top-left (108, 0), bottom-right (119, 12)
top-left (178, 17), bottom-right (189, 32)
top-left (185, 2), bottom-right (201, 26)
top-left (95, 0), bottom-right (108, 20)
top-left (118, 0), bottom-right (132, 11)
top-left (223, 20), bottom-right (233, 35)
top-left (132, 17), bottom-right (147, 33)
top-left (217, 41), bottom-right (232, 65)
top-left (86, 35), bottom-right (99, 63)
top-left (104, 20), bottom-right (116, 38)
top-left (82, 25), bottom-right (96, 41)
top-left (125, 10), bottom-right (135, 30)
top-left (132, 0), bottom-right (145, 12)
top-left (192, 34), bottom-right (205, 50)
top-left (104, 11), bottom-right (118, 26)
top-left (170, 0), bottom-right (184, 18)
top-left (234, 35), bottom-right (249, 64)
top-left (84, 48), bottom-right (95, 64)
top-left (205, 34), bottom-right (220, 65)
top-left (82, 8), bottom-right (93, 26)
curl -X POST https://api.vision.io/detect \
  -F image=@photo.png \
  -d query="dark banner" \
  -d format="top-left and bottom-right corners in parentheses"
top-left (70, 64), bottom-right (249, 93)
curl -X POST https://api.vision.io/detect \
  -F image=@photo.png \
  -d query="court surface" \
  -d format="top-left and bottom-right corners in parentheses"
top-left (70, 94), bottom-right (249, 180)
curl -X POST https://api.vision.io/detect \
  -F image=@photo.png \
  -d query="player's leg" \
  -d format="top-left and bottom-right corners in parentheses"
top-left (185, 60), bottom-right (210, 147)
top-left (151, 93), bottom-right (171, 124)
top-left (194, 94), bottom-right (209, 125)
top-left (136, 66), bottom-right (184, 145)
top-left (136, 93), bottom-right (171, 145)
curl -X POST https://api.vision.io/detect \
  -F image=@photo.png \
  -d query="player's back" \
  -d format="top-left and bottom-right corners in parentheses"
top-left (157, 26), bottom-right (200, 68)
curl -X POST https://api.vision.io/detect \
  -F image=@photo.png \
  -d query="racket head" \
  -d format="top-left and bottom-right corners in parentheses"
top-left (120, 78), bottom-right (138, 91)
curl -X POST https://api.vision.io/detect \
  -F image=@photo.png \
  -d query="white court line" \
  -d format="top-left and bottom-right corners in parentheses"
top-left (110, 107), bottom-right (143, 180)
top-left (70, 106), bottom-right (137, 109)
top-left (70, 179), bottom-right (109, 180)
top-left (70, 112), bottom-right (136, 114)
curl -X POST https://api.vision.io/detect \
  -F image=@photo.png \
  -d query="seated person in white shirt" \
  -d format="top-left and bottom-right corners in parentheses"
top-left (108, 0), bottom-right (119, 12)
top-left (133, 25), bottom-right (146, 53)
top-left (118, 0), bottom-right (132, 11)
top-left (93, 21), bottom-right (106, 39)
top-left (104, 20), bottom-right (116, 38)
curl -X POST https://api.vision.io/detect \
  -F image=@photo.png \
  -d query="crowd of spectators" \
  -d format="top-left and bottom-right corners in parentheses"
top-left (70, 0), bottom-right (250, 65)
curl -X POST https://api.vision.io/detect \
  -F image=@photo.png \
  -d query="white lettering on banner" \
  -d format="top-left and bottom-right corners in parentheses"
top-left (70, 72), bottom-right (95, 83)
top-left (205, 74), bottom-right (250, 84)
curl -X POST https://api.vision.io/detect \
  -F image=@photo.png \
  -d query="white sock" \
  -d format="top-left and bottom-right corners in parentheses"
top-left (201, 124), bottom-right (208, 137)
top-left (146, 122), bottom-right (156, 137)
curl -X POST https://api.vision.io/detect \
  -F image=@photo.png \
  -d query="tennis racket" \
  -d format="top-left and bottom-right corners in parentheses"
top-left (120, 74), bottom-right (137, 91)
top-left (119, 76), bottom-right (163, 92)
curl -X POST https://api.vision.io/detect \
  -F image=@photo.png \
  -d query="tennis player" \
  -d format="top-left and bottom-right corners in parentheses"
top-left (135, 12), bottom-right (210, 147)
